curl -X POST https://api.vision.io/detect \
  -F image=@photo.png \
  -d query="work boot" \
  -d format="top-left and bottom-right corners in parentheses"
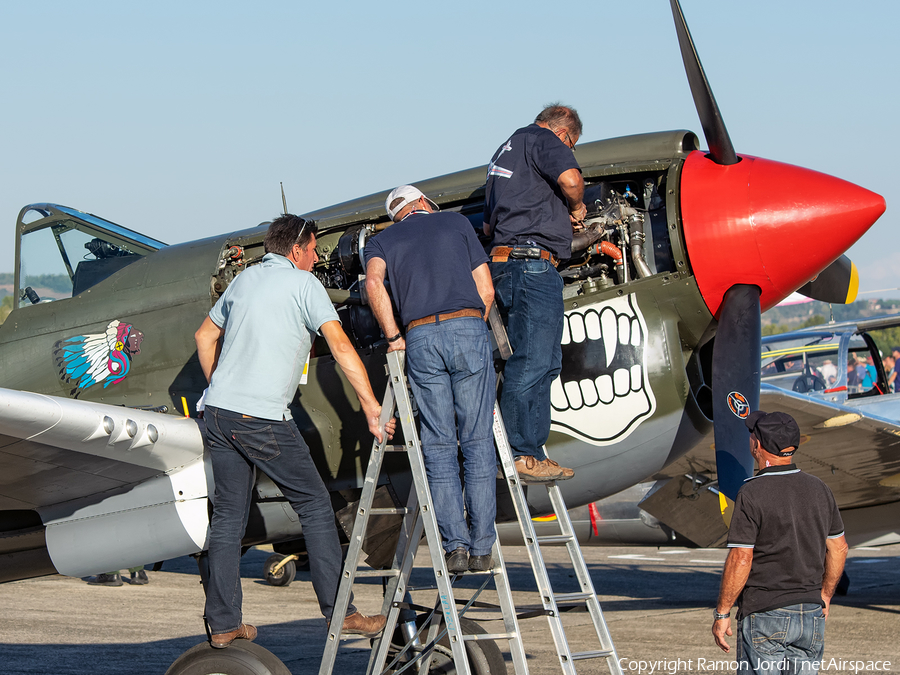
top-left (468, 554), bottom-right (493, 572)
top-left (514, 455), bottom-right (563, 483)
top-left (445, 546), bottom-right (469, 573)
top-left (543, 458), bottom-right (574, 480)
top-left (86, 573), bottom-right (123, 587)
top-left (210, 623), bottom-right (257, 649)
top-left (129, 569), bottom-right (149, 585)
top-left (342, 611), bottom-right (387, 637)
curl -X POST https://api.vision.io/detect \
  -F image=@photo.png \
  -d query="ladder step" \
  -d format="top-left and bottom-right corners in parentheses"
top-left (554, 591), bottom-right (594, 603)
top-left (571, 650), bottom-right (615, 661)
top-left (463, 632), bottom-right (519, 642)
top-left (353, 569), bottom-right (400, 579)
top-left (535, 534), bottom-right (574, 544)
top-left (368, 507), bottom-right (408, 515)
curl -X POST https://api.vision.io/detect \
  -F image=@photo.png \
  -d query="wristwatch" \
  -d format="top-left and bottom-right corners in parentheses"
top-left (714, 610), bottom-right (730, 620)
top-left (387, 333), bottom-right (402, 343)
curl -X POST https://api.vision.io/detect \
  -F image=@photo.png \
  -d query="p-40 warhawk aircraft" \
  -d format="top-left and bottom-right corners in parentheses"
top-left (0, 1), bottom-right (886, 672)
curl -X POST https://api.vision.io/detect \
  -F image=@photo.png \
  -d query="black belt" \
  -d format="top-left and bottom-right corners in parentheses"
top-left (490, 246), bottom-right (558, 267)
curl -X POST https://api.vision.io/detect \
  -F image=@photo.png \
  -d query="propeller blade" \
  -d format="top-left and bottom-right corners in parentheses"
top-left (797, 255), bottom-right (860, 304)
top-left (712, 284), bottom-right (761, 501)
top-left (669, 0), bottom-right (739, 166)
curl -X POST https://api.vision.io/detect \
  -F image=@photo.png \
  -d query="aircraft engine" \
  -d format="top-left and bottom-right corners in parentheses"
top-left (311, 172), bottom-right (680, 351)
top-left (562, 180), bottom-right (668, 287)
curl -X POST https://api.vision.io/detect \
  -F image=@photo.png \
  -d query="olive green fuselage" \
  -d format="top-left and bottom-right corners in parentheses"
top-left (0, 130), bottom-right (715, 528)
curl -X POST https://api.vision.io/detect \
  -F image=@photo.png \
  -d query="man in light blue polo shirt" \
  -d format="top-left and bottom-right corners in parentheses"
top-left (194, 214), bottom-right (393, 649)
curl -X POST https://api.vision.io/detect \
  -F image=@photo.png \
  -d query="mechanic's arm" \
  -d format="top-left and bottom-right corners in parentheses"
top-left (821, 535), bottom-right (848, 618)
top-left (195, 316), bottom-right (225, 383)
top-left (472, 263), bottom-right (494, 321)
top-left (558, 167), bottom-right (586, 222)
top-left (712, 547), bottom-right (753, 653)
top-left (320, 320), bottom-right (393, 443)
top-left (365, 258), bottom-right (405, 353)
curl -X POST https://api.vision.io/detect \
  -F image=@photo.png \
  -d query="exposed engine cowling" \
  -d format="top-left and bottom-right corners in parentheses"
top-left (311, 176), bottom-right (676, 350)
top-left (565, 181), bottom-right (657, 285)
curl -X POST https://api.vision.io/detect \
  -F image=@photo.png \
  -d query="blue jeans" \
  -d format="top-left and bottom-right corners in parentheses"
top-left (490, 259), bottom-right (564, 461)
top-left (203, 405), bottom-right (353, 634)
top-left (405, 316), bottom-right (497, 556)
top-left (738, 604), bottom-right (826, 674)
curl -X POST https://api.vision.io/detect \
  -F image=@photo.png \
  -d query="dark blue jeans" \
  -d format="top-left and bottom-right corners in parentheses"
top-left (490, 258), bottom-right (564, 461)
top-left (203, 405), bottom-right (353, 634)
top-left (738, 604), bottom-right (826, 674)
top-left (405, 317), bottom-right (497, 556)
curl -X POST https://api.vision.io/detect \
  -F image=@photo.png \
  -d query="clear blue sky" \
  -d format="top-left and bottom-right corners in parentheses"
top-left (1, 1), bottom-right (896, 295)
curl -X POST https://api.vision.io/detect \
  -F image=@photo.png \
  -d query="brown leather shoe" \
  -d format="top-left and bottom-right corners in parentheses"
top-left (342, 611), bottom-right (387, 637)
top-left (543, 458), bottom-right (574, 480)
top-left (210, 623), bottom-right (257, 649)
top-left (515, 455), bottom-right (563, 483)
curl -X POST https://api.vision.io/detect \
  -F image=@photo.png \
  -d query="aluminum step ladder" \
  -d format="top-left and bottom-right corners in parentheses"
top-left (489, 304), bottom-right (622, 675)
top-left (492, 407), bottom-right (622, 675)
top-left (319, 349), bottom-right (529, 675)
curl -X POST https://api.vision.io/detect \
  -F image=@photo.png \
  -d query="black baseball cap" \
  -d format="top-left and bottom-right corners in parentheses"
top-left (744, 411), bottom-right (800, 456)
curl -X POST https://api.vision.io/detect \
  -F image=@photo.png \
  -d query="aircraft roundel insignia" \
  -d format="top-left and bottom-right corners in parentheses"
top-left (727, 391), bottom-right (750, 419)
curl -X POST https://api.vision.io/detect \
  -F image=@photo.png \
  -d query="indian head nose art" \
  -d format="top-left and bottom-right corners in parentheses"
top-left (550, 295), bottom-right (656, 444)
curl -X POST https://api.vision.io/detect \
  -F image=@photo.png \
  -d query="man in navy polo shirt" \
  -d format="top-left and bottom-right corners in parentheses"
top-left (366, 185), bottom-right (498, 574)
top-left (483, 104), bottom-right (586, 482)
top-left (712, 411), bottom-right (848, 674)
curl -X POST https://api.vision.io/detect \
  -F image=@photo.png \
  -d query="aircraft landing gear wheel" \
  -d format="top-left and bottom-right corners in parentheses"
top-left (390, 616), bottom-right (505, 675)
top-left (164, 640), bottom-right (291, 675)
top-left (263, 553), bottom-right (296, 587)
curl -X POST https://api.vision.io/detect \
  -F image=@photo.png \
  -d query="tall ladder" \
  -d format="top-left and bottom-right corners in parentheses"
top-left (319, 349), bottom-right (528, 675)
top-left (492, 406), bottom-right (622, 674)
top-left (320, 344), bottom-right (623, 674)
top-left (489, 300), bottom-right (621, 674)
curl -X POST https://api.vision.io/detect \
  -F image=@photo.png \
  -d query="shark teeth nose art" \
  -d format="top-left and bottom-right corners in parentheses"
top-left (551, 294), bottom-right (656, 445)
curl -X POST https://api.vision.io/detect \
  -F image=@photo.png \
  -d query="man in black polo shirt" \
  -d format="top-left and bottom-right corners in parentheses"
top-left (483, 104), bottom-right (586, 482)
top-left (365, 185), bottom-right (498, 573)
top-left (712, 411), bottom-right (848, 674)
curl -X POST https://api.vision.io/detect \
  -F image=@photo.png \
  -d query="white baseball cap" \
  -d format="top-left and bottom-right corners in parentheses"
top-left (385, 185), bottom-right (439, 221)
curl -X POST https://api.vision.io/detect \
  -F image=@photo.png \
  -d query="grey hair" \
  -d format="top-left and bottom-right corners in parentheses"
top-left (535, 103), bottom-right (583, 138)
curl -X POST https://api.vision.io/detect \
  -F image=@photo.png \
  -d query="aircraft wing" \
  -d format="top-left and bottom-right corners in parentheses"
top-left (655, 384), bottom-right (900, 508)
top-left (0, 388), bottom-right (211, 580)
top-left (641, 384), bottom-right (900, 547)
top-left (753, 385), bottom-right (900, 507)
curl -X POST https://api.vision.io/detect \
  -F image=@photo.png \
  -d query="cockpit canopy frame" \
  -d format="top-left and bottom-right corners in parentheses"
top-left (13, 204), bottom-right (166, 309)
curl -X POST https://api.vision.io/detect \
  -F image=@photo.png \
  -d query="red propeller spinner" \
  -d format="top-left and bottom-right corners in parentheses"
top-left (680, 151), bottom-right (886, 318)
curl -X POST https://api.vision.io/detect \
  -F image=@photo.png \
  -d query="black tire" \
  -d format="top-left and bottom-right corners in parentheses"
top-left (391, 616), bottom-right (506, 675)
top-left (165, 641), bottom-right (291, 675)
top-left (263, 553), bottom-right (296, 587)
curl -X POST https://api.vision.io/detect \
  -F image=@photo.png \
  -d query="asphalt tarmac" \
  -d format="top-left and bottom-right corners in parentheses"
top-left (2, 543), bottom-right (898, 675)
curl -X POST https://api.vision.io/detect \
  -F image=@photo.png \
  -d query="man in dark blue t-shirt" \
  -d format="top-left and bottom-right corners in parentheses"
top-left (366, 185), bottom-right (498, 574)
top-left (483, 104), bottom-right (586, 482)
top-left (713, 411), bottom-right (847, 674)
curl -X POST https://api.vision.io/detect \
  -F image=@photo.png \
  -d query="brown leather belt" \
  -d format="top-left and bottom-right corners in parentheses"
top-left (407, 308), bottom-right (483, 332)
top-left (490, 245), bottom-right (558, 267)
